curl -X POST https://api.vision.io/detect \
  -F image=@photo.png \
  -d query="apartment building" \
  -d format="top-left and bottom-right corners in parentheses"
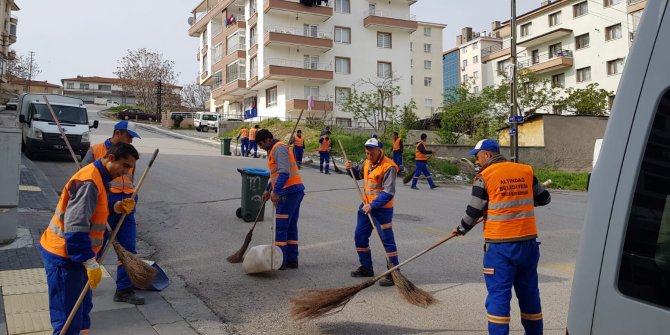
top-left (482, 0), bottom-right (647, 114)
top-left (455, 27), bottom-right (503, 95)
top-left (7, 77), bottom-right (61, 95)
top-left (410, 21), bottom-right (446, 119)
top-left (442, 47), bottom-right (459, 102)
top-left (62, 76), bottom-right (138, 105)
top-left (0, 0), bottom-right (19, 99)
top-left (189, 0), bottom-right (418, 127)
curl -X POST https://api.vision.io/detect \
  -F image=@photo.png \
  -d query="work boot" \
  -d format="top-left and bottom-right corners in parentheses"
top-left (430, 185), bottom-right (439, 189)
top-left (411, 186), bottom-right (419, 190)
top-left (287, 262), bottom-right (299, 269)
top-left (114, 288), bottom-right (145, 305)
top-left (378, 274), bottom-right (394, 287)
top-left (325, 171), bottom-right (331, 175)
top-left (350, 266), bottom-right (374, 277)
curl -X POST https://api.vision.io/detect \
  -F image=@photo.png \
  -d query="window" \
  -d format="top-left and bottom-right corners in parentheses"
top-left (521, 23), bottom-right (532, 37)
top-left (336, 118), bottom-right (352, 127)
top-left (604, 0), bottom-right (622, 7)
top-left (473, 55), bottom-right (479, 64)
top-left (303, 55), bottom-right (319, 69)
top-left (608, 95), bottom-right (615, 110)
top-left (423, 43), bottom-right (432, 53)
top-left (368, 3), bottom-right (376, 15)
top-left (377, 32), bottom-right (392, 49)
top-left (606, 23), bottom-right (622, 41)
top-left (424, 98), bottom-right (433, 108)
top-left (227, 31), bottom-right (245, 54)
top-left (461, 47), bottom-right (467, 54)
top-left (213, 43), bottom-right (223, 64)
top-left (549, 11), bottom-right (561, 26)
top-left (335, 57), bottom-right (350, 74)
top-left (549, 42), bottom-right (562, 57)
top-left (226, 61), bottom-right (245, 83)
top-left (472, 42), bottom-right (478, 50)
top-left (423, 27), bottom-right (431, 36)
top-left (250, 56), bottom-right (258, 78)
top-left (410, 59), bottom-right (413, 68)
top-left (250, 0), bottom-right (257, 15)
top-left (66, 83), bottom-right (74, 89)
top-left (607, 58), bottom-right (624, 75)
top-left (575, 33), bottom-right (590, 49)
top-left (462, 59), bottom-right (468, 68)
top-left (532, 49), bottom-right (540, 64)
top-left (473, 71), bottom-right (479, 79)
top-left (213, 71), bottom-right (223, 89)
top-left (377, 61), bottom-right (391, 78)
top-left (576, 67), bottom-right (591, 82)
top-left (335, 0), bottom-right (350, 13)
top-left (424, 60), bottom-right (432, 70)
top-left (473, 86), bottom-right (479, 94)
top-left (335, 87), bottom-right (351, 104)
top-left (303, 24), bottom-right (318, 38)
top-left (250, 25), bottom-right (258, 47)
top-left (266, 87), bottom-right (277, 107)
top-left (80, 84), bottom-right (89, 90)
top-left (334, 26), bottom-right (351, 44)
top-left (573, 1), bottom-right (588, 17)
top-left (462, 74), bottom-right (468, 82)
top-left (424, 77), bottom-right (432, 87)
top-left (551, 73), bottom-right (565, 87)
top-left (304, 86), bottom-right (320, 99)
top-left (617, 91), bottom-right (670, 309)
top-left (98, 85), bottom-right (111, 91)
top-left (410, 75), bottom-right (413, 85)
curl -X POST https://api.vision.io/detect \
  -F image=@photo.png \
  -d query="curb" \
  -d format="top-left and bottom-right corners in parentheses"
top-left (133, 123), bottom-right (221, 149)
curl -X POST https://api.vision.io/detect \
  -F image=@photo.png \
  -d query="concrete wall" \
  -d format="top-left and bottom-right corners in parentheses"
top-left (543, 115), bottom-right (608, 171)
top-left (0, 110), bottom-right (20, 243)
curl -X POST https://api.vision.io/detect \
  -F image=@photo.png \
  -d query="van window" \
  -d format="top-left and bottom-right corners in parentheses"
top-left (202, 114), bottom-right (217, 121)
top-left (31, 104), bottom-right (88, 124)
top-left (618, 90), bottom-right (670, 308)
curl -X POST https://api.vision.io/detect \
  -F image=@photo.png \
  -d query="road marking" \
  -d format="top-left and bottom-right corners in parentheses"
top-left (18, 185), bottom-right (41, 192)
top-left (300, 240), bottom-right (346, 251)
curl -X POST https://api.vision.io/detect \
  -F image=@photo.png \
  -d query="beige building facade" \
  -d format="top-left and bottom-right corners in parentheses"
top-left (410, 21), bottom-right (446, 119)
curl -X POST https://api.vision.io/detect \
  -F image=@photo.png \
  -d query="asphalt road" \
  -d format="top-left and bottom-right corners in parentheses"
top-left (32, 105), bottom-right (586, 335)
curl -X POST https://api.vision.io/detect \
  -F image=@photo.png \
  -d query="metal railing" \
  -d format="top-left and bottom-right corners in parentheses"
top-left (287, 95), bottom-right (333, 101)
top-left (364, 10), bottom-right (416, 21)
top-left (226, 41), bottom-right (246, 55)
top-left (481, 39), bottom-right (512, 57)
top-left (518, 49), bottom-right (573, 69)
top-left (263, 0), bottom-right (333, 8)
top-left (266, 58), bottom-right (332, 71)
top-left (628, 0), bottom-right (644, 4)
top-left (226, 69), bottom-right (245, 84)
top-left (266, 25), bottom-right (332, 39)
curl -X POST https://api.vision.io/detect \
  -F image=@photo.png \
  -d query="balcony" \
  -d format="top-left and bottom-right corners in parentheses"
top-left (264, 25), bottom-right (333, 51)
top-left (286, 96), bottom-right (333, 113)
top-left (213, 70), bottom-right (250, 100)
top-left (518, 28), bottom-right (572, 48)
top-left (518, 49), bottom-right (573, 74)
top-left (627, 0), bottom-right (646, 13)
top-left (264, 58), bottom-right (333, 82)
top-left (363, 10), bottom-right (417, 33)
top-left (481, 39), bottom-right (511, 63)
top-left (263, 0), bottom-right (333, 22)
top-left (188, 0), bottom-right (236, 37)
top-left (7, 50), bottom-right (16, 61)
top-left (218, 15), bottom-right (246, 43)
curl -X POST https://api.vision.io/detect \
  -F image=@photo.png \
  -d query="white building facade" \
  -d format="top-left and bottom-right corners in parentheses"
top-left (410, 21), bottom-right (446, 119)
top-left (189, 0), bottom-right (418, 127)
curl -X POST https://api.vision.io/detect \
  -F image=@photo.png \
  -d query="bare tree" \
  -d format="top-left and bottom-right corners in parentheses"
top-left (115, 48), bottom-right (179, 120)
top-left (340, 74), bottom-right (401, 136)
top-left (181, 81), bottom-right (210, 110)
top-left (6, 54), bottom-right (42, 80)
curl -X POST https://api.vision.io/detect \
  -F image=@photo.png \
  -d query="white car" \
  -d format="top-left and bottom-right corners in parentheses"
top-left (194, 112), bottom-right (219, 132)
top-left (106, 100), bottom-right (119, 107)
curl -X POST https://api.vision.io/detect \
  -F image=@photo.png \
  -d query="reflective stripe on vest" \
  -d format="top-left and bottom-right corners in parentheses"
top-left (249, 128), bottom-right (257, 140)
top-left (40, 164), bottom-right (109, 258)
top-left (91, 141), bottom-right (135, 194)
top-left (319, 138), bottom-right (331, 152)
top-left (480, 162), bottom-right (538, 242)
top-left (293, 135), bottom-right (304, 147)
top-left (269, 141), bottom-right (303, 189)
top-left (362, 156), bottom-right (398, 209)
top-left (393, 138), bottom-right (401, 151)
top-left (415, 142), bottom-right (428, 161)
top-left (240, 129), bottom-right (249, 138)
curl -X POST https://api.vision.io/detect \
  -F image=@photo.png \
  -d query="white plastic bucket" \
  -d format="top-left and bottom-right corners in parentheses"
top-left (242, 244), bottom-right (283, 274)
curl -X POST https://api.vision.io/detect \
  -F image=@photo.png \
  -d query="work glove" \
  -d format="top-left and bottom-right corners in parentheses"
top-left (115, 198), bottom-right (136, 215)
top-left (83, 258), bottom-right (102, 289)
top-left (454, 225), bottom-right (468, 236)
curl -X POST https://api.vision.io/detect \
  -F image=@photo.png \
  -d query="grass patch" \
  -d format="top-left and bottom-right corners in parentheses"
top-left (429, 159), bottom-right (460, 176)
top-left (534, 169), bottom-right (589, 191)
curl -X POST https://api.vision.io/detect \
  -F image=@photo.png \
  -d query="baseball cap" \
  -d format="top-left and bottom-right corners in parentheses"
top-left (114, 120), bottom-right (141, 139)
top-left (364, 137), bottom-right (383, 149)
top-left (468, 139), bottom-right (499, 156)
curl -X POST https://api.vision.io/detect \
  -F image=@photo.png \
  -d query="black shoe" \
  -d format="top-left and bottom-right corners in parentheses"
top-left (114, 289), bottom-right (145, 305)
top-left (320, 170), bottom-right (323, 173)
top-left (350, 266), bottom-right (374, 277)
top-left (378, 274), bottom-right (395, 287)
top-left (287, 262), bottom-right (299, 269)
top-left (324, 171), bottom-right (331, 175)
top-left (411, 186), bottom-right (419, 190)
top-left (430, 185), bottom-right (438, 189)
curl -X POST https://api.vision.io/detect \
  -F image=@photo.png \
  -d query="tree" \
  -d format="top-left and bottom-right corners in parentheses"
top-left (484, 69), bottom-right (562, 116)
top-left (438, 83), bottom-right (491, 144)
top-left (181, 81), bottom-right (211, 110)
top-left (555, 83), bottom-right (612, 116)
top-left (6, 54), bottom-right (42, 80)
top-left (398, 100), bottom-right (419, 130)
top-left (115, 48), bottom-right (179, 120)
top-left (340, 75), bottom-right (401, 136)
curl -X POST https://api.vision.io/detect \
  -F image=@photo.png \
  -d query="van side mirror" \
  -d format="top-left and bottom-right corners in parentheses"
top-left (19, 114), bottom-right (26, 123)
top-left (91, 120), bottom-right (99, 129)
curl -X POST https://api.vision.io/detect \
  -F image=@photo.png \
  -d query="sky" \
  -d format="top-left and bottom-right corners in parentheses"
top-left (13, 0), bottom-right (538, 86)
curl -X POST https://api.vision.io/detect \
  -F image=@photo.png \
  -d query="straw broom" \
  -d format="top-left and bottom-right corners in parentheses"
top-left (337, 140), bottom-right (435, 308)
top-left (226, 199), bottom-right (268, 263)
top-left (43, 96), bottom-right (155, 288)
top-left (60, 149), bottom-right (160, 334)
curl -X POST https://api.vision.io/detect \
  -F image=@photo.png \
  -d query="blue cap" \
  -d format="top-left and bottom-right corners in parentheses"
top-left (364, 137), bottom-right (383, 149)
top-left (114, 120), bottom-right (141, 139)
top-left (468, 139), bottom-right (499, 156)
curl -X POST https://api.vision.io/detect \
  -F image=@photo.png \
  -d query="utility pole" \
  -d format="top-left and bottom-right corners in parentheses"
top-left (156, 79), bottom-right (162, 122)
top-left (509, 0), bottom-right (519, 162)
top-left (27, 51), bottom-right (35, 93)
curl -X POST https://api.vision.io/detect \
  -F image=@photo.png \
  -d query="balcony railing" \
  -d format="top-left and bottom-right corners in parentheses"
top-left (518, 49), bottom-right (573, 74)
top-left (226, 70), bottom-right (245, 84)
top-left (363, 10), bottom-right (416, 21)
top-left (266, 58), bottom-right (332, 71)
top-left (266, 25), bottom-right (332, 39)
top-left (227, 42), bottom-right (246, 55)
top-left (518, 49), bottom-right (572, 69)
top-left (628, 0), bottom-right (644, 4)
top-left (482, 39), bottom-right (511, 57)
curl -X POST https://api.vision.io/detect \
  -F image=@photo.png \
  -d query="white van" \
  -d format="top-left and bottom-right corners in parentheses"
top-left (194, 111), bottom-right (219, 132)
top-left (17, 94), bottom-right (98, 159)
top-left (567, 1), bottom-right (670, 333)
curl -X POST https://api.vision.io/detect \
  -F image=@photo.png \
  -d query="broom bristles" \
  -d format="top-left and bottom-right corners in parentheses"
top-left (390, 271), bottom-right (436, 307)
top-left (226, 231), bottom-right (253, 263)
top-left (291, 280), bottom-right (376, 320)
top-left (112, 241), bottom-right (157, 289)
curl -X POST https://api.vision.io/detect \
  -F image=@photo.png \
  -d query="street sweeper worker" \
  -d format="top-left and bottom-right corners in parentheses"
top-left (318, 131), bottom-right (333, 174)
top-left (289, 129), bottom-right (305, 169)
top-left (452, 139), bottom-right (551, 335)
top-left (392, 131), bottom-right (404, 173)
top-left (344, 137), bottom-right (400, 287)
top-left (257, 129), bottom-right (306, 270)
top-left (236, 127), bottom-right (250, 157)
top-left (248, 124), bottom-right (260, 158)
top-left (81, 120), bottom-right (145, 305)
top-left (411, 133), bottom-right (437, 190)
top-left (40, 142), bottom-right (139, 335)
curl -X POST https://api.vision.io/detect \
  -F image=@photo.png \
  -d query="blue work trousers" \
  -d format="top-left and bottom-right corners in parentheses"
top-left (41, 248), bottom-right (93, 335)
top-left (249, 140), bottom-right (258, 157)
top-left (411, 161), bottom-right (435, 187)
top-left (274, 191), bottom-right (304, 265)
top-left (354, 206), bottom-right (399, 270)
top-left (319, 151), bottom-right (330, 173)
top-left (393, 151), bottom-right (404, 171)
top-left (293, 146), bottom-right (304, 167)
top-left (240, 138), bottom-right (249, 156)
top-left (483, 239), bottom-right (543, 335)
top-left (107, 192), bottom-right (137, 292)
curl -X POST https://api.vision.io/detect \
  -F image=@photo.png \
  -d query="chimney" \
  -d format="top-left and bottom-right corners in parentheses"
top-left (462, 27), bottom-right (473, 42)
top-left (491, 21), bottom-right (501, 31)
top-left (541, 0), bottom-right (550, 6)
top-left (456, 34), bottom-right (463, 45)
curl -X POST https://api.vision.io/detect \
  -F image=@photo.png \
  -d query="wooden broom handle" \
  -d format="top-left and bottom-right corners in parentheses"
top-left (288, 109), bottom-right (304, 147)
top-left (43, 96), bottom-right (82, 170)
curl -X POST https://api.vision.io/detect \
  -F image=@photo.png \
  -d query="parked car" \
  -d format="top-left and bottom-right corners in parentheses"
top-left (106, 100), bottom-right (119, 107)
top-left (194, 111), bottom-right (219, 132)
top-left (117, 109), bottom-right (154, 121)
top-left (5, 97), bottom-right (18, 110)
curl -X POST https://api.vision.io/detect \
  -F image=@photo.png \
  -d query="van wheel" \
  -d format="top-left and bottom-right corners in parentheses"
top-left (202, 126), bottom-right (209, 133)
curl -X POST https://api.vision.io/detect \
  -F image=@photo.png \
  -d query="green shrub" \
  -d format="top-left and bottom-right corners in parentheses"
top-left (109, 105), bottom-right (142, 112)
top-left (534, 169), bottom-right (589, 191)
top-left (171, 115), bottom-right (184, 128)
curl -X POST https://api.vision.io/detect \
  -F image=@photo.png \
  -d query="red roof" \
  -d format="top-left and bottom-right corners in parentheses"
top-left (9, 78), bottom-right (61, 88)
top-left (61, 76), bottom-right (121, 84)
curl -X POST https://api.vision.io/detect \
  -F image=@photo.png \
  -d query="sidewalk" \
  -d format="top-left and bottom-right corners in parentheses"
top-left (0, 156), bottom-right (230, 335)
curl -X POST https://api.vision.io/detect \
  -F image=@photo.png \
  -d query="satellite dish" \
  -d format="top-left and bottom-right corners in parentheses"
top-left (188, 17), bottom-right (194, 25)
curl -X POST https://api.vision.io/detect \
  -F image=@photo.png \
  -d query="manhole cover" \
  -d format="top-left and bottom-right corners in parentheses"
top-left (394, 213), bottom-right (422, 222)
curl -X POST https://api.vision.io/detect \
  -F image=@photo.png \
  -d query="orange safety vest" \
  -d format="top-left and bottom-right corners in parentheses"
top-left (319, 137), bottom-right (331, 152)
top-left (249, 128), bottom-right (257, 141)
top-left (268, 141), bottom-right (303, 189)
top-left (393, 138), bottom-right (402, 152)
top-left (240, 128), bottom-right (249, 139)
top-left (363, 156), bottom-right (398, 209)
top-left (293, 135), bottom-right (304, 147)
top-left (91, 142), bottom-right (134, 194)
top-left (479, 161), bottom-right (538, 242)
top-left (40, 164), bottom-right (108, 258)
top-left (415, 141), bottom-right (428, 161)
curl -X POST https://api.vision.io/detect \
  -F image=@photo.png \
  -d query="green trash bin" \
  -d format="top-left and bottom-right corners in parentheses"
top-left (236, 168), bottom-right (270, 222)
top-left (221, 138), bottom-right (232, 156)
